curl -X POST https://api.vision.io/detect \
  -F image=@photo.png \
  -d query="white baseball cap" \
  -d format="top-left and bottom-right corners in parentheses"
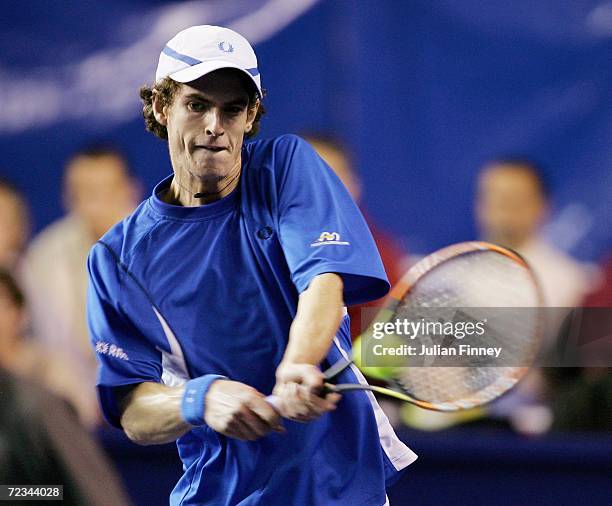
top-left (155, 25), bottom-right (262, 97)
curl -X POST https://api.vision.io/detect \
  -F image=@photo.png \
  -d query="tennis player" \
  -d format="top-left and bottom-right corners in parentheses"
top-left (87, 25), bottom-right (416, 505)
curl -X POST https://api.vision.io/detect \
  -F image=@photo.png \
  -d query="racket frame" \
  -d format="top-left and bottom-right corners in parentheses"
top-left (336, 241), bottom-right (545, 411)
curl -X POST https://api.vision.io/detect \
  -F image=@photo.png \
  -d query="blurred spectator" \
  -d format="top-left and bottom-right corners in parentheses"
top-left (22, 145), bottom-right (139, 428)
top-left (0, 267), bottom-right (83, 402)
top-left (0, 269), bottom-right (128, 505)
top-left (545, 258), bottom-right (612, 432)
top-left (0, 366), bottom-right (133, 505)
top-left (475, 159), bottom-right (592, 307)
top-left (402, 158), bottom-right (596, 433)
top-left (583, 256), bottom-right (612, 307)
top-left (476, 159), bottom-right (597, 432)
top-left (0, 179), bottom-right (30, 271)
top-left (304, 134), bottom-right (407, 338)
top-left (0, 268), bottom-right (44, 381)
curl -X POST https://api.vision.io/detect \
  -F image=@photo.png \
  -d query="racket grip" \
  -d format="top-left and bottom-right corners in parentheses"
top-left (265, 383), bottom-right (336, 413)
top-left (265, 394), bottom-right (282, 412)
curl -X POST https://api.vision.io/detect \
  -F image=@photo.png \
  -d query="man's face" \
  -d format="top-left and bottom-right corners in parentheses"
top-left (0, 284), bottom-right (23, 344)
top-left (0, 189), bottom-right (28, 269)
top-left (65, 155), bottom-right (137, 239)
top-left (154, 69), bottom-right (257, 183)
top-left (476, 164), bottom-right (546, 248)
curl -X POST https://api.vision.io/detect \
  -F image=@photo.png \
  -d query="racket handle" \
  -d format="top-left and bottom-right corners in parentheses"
top-left (265, 394), bottom-right (282, 412)
top-left (265, 382), bottom-right (337, 413)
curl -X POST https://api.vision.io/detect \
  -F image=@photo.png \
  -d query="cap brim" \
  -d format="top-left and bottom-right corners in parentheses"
top-left (168, 60), bottom-right (262, 97)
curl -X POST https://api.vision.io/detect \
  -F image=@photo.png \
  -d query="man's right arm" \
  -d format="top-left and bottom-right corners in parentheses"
top-left (88, 245), bottom-right (284, 445)
top-left (118, 379), bottom-right (284, 445)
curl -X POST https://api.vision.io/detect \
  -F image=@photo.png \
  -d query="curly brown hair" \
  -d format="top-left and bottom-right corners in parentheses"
top-left (139, 72), bottom-right (266, 140)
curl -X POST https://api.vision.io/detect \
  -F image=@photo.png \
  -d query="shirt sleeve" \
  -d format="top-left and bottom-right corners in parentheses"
top-left (275, 135), bottom-right (390, 305)
top-left (87, 242), bottom-right (162, 427)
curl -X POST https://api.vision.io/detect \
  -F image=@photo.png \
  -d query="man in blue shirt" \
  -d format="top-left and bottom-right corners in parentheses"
top-left (87, 25), bottom-right (416, 505)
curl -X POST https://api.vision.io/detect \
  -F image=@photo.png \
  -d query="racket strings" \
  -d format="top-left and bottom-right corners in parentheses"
top-left (389, 250), bottom-right (540, 406)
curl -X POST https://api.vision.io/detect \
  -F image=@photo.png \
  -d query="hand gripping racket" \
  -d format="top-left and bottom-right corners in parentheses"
top-left (267, 241), bottom-right (543, 412)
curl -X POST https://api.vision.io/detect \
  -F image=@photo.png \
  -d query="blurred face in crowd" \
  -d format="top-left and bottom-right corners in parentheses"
top-left (0, 187), bottom-right (29, 269)
top-left (308, 140), bottom-right (362, 203)
top-left (153, 69), bottom-right (258, 186)
top-left (0, 282), bottom-right (24, 350)
top-left (476, 164), bottom-right (546, 249)
top-left (65, 154), bottom-right (137, 239)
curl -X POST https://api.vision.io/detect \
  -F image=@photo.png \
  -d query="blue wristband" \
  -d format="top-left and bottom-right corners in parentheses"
top-left (181, 374), bottom-right (227, 426)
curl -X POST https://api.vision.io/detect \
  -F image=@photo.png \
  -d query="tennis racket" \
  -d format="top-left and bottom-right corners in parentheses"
top-left (267, 241), bottom-right (543, 412)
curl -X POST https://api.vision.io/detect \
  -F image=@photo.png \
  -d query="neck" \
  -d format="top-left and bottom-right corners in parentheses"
top-left (165, 156), bottom-right (242, 206)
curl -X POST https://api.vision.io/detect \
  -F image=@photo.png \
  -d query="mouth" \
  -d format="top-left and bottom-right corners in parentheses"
top-left (195, 145), bottom-right (227, 153)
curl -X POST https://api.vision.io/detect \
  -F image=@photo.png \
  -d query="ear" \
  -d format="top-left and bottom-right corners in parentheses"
top-left (152, 90), bottom-right (168, 126)
top-left (245, 100), bottom-right (259, 133)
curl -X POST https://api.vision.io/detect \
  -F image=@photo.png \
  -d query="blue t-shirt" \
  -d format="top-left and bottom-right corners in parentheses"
top-left (87, 135), bottom-right (416, 505)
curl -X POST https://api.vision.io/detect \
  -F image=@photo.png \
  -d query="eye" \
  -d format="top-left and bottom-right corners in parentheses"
top-left (187, 102), bottom-right (205, 112)
top-left (225, 106), bottom-right (244, 115)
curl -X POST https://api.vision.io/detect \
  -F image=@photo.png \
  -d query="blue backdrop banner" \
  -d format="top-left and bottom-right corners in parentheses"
top-left (1, 0), bottom-right (611, 261)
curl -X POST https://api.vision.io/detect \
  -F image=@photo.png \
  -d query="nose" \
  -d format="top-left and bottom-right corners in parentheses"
top-left (204, 108), bottom-right (224, 137)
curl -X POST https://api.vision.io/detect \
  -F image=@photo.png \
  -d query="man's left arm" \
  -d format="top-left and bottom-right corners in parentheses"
top-left (273, 272), bottom-right (343, 421)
